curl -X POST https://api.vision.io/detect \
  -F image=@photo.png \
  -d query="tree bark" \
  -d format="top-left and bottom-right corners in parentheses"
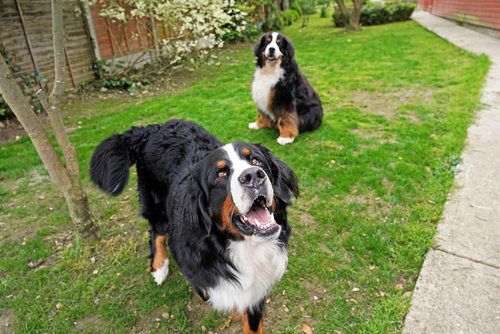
top-left (335, 0), bottom-right (365, 31)
top-left (0, 0), bottom-right (101, 242)
top-left (351, 0), bottom-right (366, 31)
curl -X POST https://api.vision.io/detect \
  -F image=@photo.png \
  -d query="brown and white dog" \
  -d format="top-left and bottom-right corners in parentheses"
top-left (250, 32), bottom-right (323, 145)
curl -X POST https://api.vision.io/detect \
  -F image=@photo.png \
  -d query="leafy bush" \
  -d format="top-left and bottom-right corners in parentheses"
top-left (333, 1), bottom-right (415, 28)
top-left (290, 1), bottom-right (303, 16)
top-left (298, 0), bottom-right (318, 27)
top-left (390, 2), bottom-right (417, 22)
top-left (223, 3), bottom-right (261, 42)
top-left (360, 4), bottom-right (391, 26)
top-left (261, 16), bottom-right (284, 32)
top-left (318, 0), bottom-right (332, 18)
top-left (261, 6), bottom-right (302, 32)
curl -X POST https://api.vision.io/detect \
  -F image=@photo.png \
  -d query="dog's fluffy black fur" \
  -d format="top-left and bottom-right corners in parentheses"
top-left (250, 32), bottom-right (323, 145)
top-left (89, 119), bottom-right (298, 333)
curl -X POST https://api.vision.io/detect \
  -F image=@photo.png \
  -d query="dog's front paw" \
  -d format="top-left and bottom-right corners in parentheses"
top-left (277, 137), bottom-right (295, 145)
top-left (248, 122), bottom-right (260, 130)
top-left (151, 259), bottom-right (169, 285)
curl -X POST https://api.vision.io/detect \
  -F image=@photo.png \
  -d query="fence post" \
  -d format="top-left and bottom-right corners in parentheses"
top-left (149, 9), bottom-right (160, 58)
top-left (80, 0), bottom-right (101, 60)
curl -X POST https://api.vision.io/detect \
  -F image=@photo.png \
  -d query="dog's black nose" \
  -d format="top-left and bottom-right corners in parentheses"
top-left (269, 47), bottom-right (275, 54)
top-left (239, 167), bottom-right (266, 188)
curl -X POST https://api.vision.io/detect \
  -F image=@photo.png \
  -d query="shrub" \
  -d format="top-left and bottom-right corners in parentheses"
top-left (333, 1), bottom-right (415, 28)
top-left (290, 1), bottom-right (303, 17)
top-left (223, 4), bottom-right (261, 42)
top-left (262, 16), bottom-right (284, 32)
top-left (390, 3), bottom-right (417, 22)
top-left (360, 4), bottom-right (391, 26)
top-left (261, 7), bottom-right (302, 32)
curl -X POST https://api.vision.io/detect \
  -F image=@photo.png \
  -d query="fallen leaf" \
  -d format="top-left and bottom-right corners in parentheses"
top-left (395, 284), bottom-right (404, 290)
top-left (39, 196), bottom-right (45, 200)
top-left (352, 288), bottom-right (359, 292)
top-left (302, 323), bottom-right (313, 334)
top-left (56, 303), bottom-right (63, 309)
top-left (109, 214), bottom-right (117, 220)
top-left (404, 291), bottom-right (413, 297)
top-left (379, 291), bottom-right (386, 297)
top-left (369, 265), bottom-right (376, 270)
top-left (428, 199), bottom-right (434, 204)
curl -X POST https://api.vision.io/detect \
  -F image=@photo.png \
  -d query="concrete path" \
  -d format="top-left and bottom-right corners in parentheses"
top-left (402, 11), bottom-right (500, 334)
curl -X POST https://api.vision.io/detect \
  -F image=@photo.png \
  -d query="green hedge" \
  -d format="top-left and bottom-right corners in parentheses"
top-left (261, 5), bottom-right (302, 32)
top-left (333, 1), bottom-right (416, 28)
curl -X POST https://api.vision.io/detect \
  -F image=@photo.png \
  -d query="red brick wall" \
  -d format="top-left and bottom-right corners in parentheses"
top-left (418, 0), bottom-right (500, 32)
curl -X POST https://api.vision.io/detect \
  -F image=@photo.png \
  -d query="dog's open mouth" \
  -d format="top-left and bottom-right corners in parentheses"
top-left (266, 55), bottom-right (278, 62)
top-left (233, 196), bottom-right (280, 238)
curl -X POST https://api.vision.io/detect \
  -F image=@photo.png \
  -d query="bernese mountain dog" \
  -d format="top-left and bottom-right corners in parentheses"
top-left (250, 32), bottom-right (323, 145)
top-left (89, 119), bottom-right (299, 334)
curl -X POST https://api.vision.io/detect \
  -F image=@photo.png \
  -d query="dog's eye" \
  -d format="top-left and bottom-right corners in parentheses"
top-left (276, 39), bottom-right (280, 43)
top-left (218, 171), bottom-right (226, 178)
top-left (251, 159), bottom-right (259, 165)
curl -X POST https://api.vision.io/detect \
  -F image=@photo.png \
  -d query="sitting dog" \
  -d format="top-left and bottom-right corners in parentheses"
top-left (250, 32), bottom-right (323, 145)
top-left (90, 119), bottom-right (299, 333)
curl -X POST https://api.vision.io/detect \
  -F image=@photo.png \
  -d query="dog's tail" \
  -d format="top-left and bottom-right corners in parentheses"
top-left (89, 125), bottom-right (158, 196)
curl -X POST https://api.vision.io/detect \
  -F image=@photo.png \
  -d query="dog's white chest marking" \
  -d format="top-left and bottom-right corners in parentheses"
top-left (251, 65), bottom-right (284, 122)
top-left (207, 238), bottom-right (288, 313)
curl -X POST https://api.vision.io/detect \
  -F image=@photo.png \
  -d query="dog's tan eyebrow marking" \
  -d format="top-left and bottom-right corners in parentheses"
top-left (267, 38), bottom-right (271, 41)
top-left (276, 39), bottom-right (280, 43)
top-left (217, 160), bottom-right (226, 168)
top-left (242, 148), bottom-right (250, 156)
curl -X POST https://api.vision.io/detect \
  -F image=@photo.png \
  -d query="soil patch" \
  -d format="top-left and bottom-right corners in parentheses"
top-left (347, 87), bottom-right (435, 119)
top-left (0, 309), bottom-right (16, 334)
top-left (74, 315), bottom-right (107, 333)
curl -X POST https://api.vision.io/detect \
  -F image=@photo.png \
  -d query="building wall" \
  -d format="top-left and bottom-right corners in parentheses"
top-left (418, 0), bottom-right (500, 38)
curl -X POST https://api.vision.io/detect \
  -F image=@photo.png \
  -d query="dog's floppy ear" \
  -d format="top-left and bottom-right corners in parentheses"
top-left (177, 165), bottom-right (213, 235)
top-left (254, 144), bottom-right (299, 203)
top-left (254, 33), bottom-right (268, 57)
top-left (282, 35), bottom-right (295, 61)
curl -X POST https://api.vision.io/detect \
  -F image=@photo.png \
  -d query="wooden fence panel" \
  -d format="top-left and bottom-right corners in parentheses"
top-left (0, 0), bottom-right (95, 90)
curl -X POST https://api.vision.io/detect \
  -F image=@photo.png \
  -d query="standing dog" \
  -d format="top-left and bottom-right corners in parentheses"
top-left (90, 119), bottom-right (299, 333)
top-left (250, 32), bottom-right (323, 145)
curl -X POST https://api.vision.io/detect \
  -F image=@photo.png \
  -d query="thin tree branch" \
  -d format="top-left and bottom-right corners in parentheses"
top-left (47, 0), bottom-right (80, 181)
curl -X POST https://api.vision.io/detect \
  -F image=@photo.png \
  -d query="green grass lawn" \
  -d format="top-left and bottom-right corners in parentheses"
top-left (0, 12), bottom-right (490, 334)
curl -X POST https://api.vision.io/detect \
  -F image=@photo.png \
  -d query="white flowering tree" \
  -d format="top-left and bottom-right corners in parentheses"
top-left (89, 0), bottom-right (247, 77)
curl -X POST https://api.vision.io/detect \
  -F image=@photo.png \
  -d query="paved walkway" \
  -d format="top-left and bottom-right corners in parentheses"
top-left (402, 11), bottom-right (500, 334)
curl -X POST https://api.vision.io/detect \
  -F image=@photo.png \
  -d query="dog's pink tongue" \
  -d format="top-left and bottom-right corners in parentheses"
top-left (247, 206), bottom-right (271, 227)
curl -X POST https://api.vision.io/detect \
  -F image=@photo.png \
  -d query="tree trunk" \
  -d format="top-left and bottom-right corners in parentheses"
top-left (0, 0), bottom-right (101, 242)
top-left (335, 0), bottom-right (365, 31)
top-left (351, 0), bottom-right (366, 31)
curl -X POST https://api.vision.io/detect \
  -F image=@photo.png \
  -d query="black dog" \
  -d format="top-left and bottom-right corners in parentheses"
top-left (250, 32), bottom-right (323, 145)
top-left (90, 119), bottom-right (298, 333)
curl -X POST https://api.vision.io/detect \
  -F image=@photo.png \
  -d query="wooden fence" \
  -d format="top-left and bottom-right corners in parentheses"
top-left (1, 0), bottom-right (281, 91)
top-left (0, 0), bottom-right (95, 89)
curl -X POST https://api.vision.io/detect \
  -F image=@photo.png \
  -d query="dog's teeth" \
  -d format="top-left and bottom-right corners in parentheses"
top-left (243, 215), bottom-right (248, 221)
top-left (255, 219), bottom-right (261, 227)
